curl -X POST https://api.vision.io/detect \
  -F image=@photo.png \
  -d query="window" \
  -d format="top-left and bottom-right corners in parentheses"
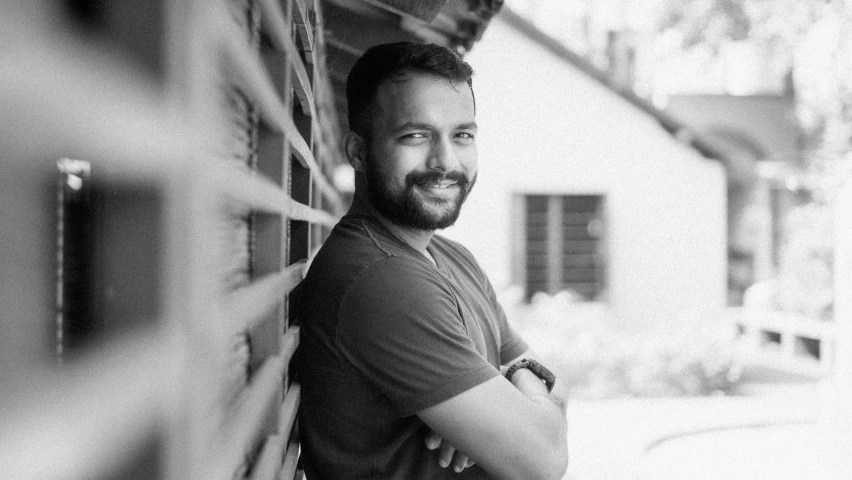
top-left (517, 194), bottom-right (607, 301)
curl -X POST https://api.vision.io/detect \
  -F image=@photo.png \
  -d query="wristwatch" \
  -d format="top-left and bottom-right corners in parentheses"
top-left (504, 358), bottom-right (556, 393)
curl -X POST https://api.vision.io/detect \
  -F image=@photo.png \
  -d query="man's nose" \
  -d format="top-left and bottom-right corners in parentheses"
top-left (427, 136), bottom-right (460, 172)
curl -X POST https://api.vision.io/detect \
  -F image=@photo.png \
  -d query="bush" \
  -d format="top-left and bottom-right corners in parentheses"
top-left (502, 289), bottom-right (742, 399)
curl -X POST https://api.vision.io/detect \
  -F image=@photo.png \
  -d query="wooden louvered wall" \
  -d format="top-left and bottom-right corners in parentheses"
top-left (0, 1), bottom-right (346, 479)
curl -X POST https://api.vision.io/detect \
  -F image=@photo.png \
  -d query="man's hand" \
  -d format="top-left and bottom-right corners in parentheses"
top-left (425, 430), bottom-right (476, 473)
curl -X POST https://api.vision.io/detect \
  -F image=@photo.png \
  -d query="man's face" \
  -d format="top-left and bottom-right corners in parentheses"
top-left (361, 72), bottom-right (478, 231)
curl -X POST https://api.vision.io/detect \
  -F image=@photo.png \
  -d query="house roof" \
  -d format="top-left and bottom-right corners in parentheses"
top-left (497, 6), bottom-right (731, 164)
top-left (319, 1), bottom-right (730, 165)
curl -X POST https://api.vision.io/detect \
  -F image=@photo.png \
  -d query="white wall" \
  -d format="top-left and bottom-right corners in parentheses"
top-left (444, 18), bottom-right (727, 325)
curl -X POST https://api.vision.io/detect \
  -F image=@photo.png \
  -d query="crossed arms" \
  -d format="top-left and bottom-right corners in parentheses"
top-left (337, 258), bottom-right (568, 479)
top-left (418, 351), bottom-right (569, 480)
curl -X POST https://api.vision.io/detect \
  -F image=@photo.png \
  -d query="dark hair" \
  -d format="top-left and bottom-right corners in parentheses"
top-left (346, 42), bottom-right (474, 137)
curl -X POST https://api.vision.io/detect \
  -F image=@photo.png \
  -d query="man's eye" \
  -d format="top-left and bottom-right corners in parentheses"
top-left (455, 132), bottom-right (475, 141)
top-left (403, 133), bottom-right (427, 139)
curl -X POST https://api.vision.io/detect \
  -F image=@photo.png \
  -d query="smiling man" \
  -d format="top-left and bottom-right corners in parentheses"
top-left (297, 42), bottom-right (568, 480)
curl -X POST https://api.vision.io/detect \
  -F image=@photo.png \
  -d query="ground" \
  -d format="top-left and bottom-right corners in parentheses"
top-left (563, 366), bottom-right (843, 480)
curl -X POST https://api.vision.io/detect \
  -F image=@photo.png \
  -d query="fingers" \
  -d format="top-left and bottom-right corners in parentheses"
top-left (438, 441), bottom-right (455, 469)
top-left (424, 430), bottom-right (442, 450)
top-left (425, 430), bottom-right (475, 472)
top-left (451, 452), bottom-right (471, 473)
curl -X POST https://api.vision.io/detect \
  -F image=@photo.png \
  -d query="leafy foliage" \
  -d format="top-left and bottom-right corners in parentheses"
top-left (658, 0), bottom-right (751, 49)
top-left (658, 0), bottom-right (852, 319)
top-left (656, 0), bottom-right (821, 49)
top-left (503, 290), bottom-right (742, 399)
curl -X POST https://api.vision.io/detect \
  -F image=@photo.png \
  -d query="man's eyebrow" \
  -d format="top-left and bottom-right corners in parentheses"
top-left (392, 122), bottom-right (434, 133)
top-left (391, 121), bottom-right (478, 133)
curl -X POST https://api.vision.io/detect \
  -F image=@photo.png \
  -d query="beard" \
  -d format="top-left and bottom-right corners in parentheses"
top-left (363, 159), bottom-right (476, 231)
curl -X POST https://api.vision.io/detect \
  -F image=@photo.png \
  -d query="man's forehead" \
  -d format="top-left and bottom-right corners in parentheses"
top-left (372, 73), bottom-right (475, 124)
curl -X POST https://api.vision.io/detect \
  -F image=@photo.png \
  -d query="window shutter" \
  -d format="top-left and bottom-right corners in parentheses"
top-left (523, 194), bottom-right (606, 301)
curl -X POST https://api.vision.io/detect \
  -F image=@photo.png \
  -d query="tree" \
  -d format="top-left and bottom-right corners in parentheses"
top-left (656, 0), bottom-right (852, 319)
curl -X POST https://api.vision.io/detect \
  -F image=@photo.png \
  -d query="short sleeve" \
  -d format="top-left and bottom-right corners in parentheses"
top-left (485, 281), bottom-right (528, 364)
top-left (336, 257), bottom-right (500, 416)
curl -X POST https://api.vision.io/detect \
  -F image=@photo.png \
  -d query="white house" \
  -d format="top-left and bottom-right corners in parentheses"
top-left (444, 9), bottom-right (728, 326)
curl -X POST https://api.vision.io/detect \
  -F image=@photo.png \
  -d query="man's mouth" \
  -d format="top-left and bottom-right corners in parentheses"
top-left (423, 181), bottom-right (457, 189)
top-left (407, 171), bottom-right (467, 198)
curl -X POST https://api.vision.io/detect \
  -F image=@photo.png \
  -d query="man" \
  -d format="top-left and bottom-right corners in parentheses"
top-left (298, 42), bottom-right (568, 480)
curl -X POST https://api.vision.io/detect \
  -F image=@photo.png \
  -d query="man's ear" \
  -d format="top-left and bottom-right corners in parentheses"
top-left (344, 131), bottom-right (367, 172)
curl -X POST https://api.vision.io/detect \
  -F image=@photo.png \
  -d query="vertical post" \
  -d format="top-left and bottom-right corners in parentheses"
top-left (823, 175), bottom-right (852, 477)
top-left (752, 179), bottom-right (775, 282)
top-left (511, 194), bottom-right (526, 290)
top-left (547, 195), bottom-right (563, 295)
top-left (289, 31), bottom-right (313, 268)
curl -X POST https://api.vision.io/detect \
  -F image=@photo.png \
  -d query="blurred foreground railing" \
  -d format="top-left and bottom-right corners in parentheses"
top-left (1, 1), bottom-right (345, 479)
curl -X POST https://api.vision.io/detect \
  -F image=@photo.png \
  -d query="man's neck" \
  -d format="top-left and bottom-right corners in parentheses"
top-left (351, 194), bottom-right (436, 262)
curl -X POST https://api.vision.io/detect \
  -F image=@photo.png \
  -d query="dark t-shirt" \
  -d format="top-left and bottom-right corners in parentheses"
top-left (297, 207), bottom-right (528, 479)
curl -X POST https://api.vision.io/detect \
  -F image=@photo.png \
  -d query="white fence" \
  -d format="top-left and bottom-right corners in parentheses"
top-left (729, 307), bottom-right (835, 378)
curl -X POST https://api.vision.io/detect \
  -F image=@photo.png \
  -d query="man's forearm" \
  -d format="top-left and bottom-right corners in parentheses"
top-left (509, 368), bottom-right (569, 477)
top-left (419, 372), bottom-right (570, 480)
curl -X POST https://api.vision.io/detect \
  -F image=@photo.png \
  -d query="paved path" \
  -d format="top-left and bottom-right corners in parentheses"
top-left (563, 382), bottom-right (844, 480)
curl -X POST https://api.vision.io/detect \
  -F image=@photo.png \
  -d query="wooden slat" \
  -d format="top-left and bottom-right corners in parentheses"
top-left (257, 0), bottom-right (291, 52)
top-left (216, 7), bottom-right (347, 214)
top-left (258, 0), bottom-right (315, 117)
top-left (1, 22), bottom-right (193, 179)
top-left (211, 162), bottom-right (287, 212)
top-left (208, 162), bottom-right (340, 226)
top-left (213, 355), bottom-right (286, 480)
top-left (281, 325), bottom-right (301, 366)
top-left (0, 329), bottom-right (168, 480)
top-left (219, 331), bottom-right (252, 405)
top-left (278, 383), bottom-right (301, 439)
top-left (249, 435), bottom-right (285, 480)
top-left (299, 134), bottom-right (347, 214)
top-left (279, 437), bottom-right (301, 480)
top-left (288, 120), bottom-right (317, 169)
top-left (290, 52), bottom-right (315, 117)
top-left (218, 212), bottom-right (252, 291)
top-left (288, 196), bottom-right (340, 225)
top-left (223, 86), bottom-right (257, 165)
top-left (216, 9), bottom-right (306, 161)
top-left (217, 59), bottom-right (343, 215)
top-left (224, 262), bottom-right (308, 331)
top-left (292, 0), bottom-right (315, 53)
top-left (219, 32), bottom-right (344, 215)
top-left (367, 0), bottom-right (451, 22)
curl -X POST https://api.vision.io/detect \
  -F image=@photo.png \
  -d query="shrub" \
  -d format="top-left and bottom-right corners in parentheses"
top-left (502, 289), bottom-right (743, 399)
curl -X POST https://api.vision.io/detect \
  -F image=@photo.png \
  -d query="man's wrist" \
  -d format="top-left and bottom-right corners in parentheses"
top-left (504, 358), bottom-right (556, 392)
top-left (509, 367), bottom-right (549, 391)
top-left (512, 369), bottom-right (568, 415)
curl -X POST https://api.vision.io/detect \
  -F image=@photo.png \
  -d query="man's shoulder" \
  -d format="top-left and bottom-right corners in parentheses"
top-left (304, 214), bottom-right (432, 289)
top-left (310, 214), bottom-right (388, 266)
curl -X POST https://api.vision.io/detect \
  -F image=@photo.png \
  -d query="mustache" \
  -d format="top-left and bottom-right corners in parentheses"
top-left (406, 170), bottom-right (470, 187)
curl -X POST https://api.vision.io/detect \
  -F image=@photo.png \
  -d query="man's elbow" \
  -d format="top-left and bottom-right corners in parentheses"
top-left (514, 436), bottom-right (568, 480)
top-left (539, 410), bottom-right (570, 479)
top-left (535, 441), bottom-right (569, 480)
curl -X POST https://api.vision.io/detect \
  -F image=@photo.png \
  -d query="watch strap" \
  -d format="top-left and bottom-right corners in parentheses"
top-left (504, 358), bottom-right (556, 392)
